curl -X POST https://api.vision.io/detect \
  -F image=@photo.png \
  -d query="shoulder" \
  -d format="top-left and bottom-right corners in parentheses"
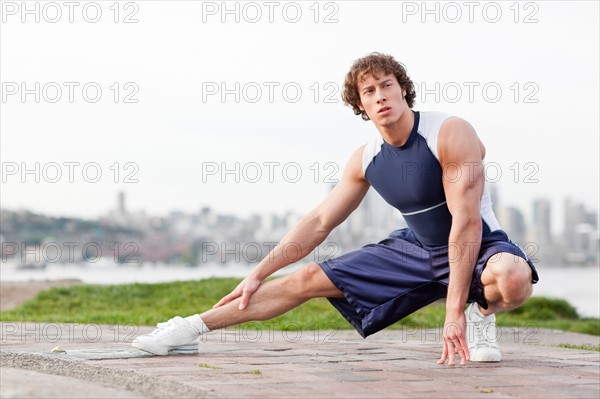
top-left (344, 143), bottom-right (370, 181)
top-left (417, 111), bottom-right (453, 138)
top-left (439, 117), bottom-right (477, 141)
top-left (415, 111), bottom-right (454, 160)
top-left (437, 117), bottom-right (484, 163)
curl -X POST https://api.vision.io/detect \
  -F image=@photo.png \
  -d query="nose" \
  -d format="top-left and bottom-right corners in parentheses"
top-left (376, 90), bottom-right (386, 104)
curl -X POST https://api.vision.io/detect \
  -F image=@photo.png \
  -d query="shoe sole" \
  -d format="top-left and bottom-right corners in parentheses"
top-left (470, 358), bottom-right (502, 362)
top-left (168, 345), bottom-right (199, 355)
top-left (132, 343), bottom-right (198, 356)
top-left (469, 350), bottom-right (502, 362)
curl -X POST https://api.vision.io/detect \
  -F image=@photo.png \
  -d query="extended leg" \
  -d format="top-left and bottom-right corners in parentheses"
top-left (201, 263), bottom-right (344, 330)
top-left (132, 264), bottom-right (344, 355)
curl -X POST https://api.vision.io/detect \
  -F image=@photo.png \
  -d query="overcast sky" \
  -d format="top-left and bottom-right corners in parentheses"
top-left (1, 1), bottom-right (598, 234)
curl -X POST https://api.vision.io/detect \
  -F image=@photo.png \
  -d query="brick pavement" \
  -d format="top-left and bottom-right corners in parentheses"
top-left (1, 322), bottom-right (598, 398)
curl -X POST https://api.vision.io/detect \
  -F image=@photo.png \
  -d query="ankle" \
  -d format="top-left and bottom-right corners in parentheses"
top-left (185, 314), bottom-right (210, 334)
top-left (474, 303), bottom-right (495, 317)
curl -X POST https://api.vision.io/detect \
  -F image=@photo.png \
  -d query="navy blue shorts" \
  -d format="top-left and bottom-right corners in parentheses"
top-left (319, 228), bottom-right (539, 338)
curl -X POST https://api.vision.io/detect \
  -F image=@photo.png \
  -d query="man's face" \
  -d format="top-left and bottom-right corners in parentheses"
top-left (357, 72), bottom-right (408, 127)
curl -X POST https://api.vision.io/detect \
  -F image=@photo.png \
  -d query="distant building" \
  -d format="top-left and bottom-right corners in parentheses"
top-left (564, 198), bottom-right (588, 247)
top-left (586, 210), bottom-right (598, 230)
top-left (362, 188), bottom-right (397, 238)
top-left (488, 183), bottom-right (499, 214)
top-left (529, 199), bottom-right (553, 262)
top-left (498, 206), bottom-right (527, 247)
top-left (532, 199), bottom-right (553, 243)
top-left (562, 198), bottom-right (599, 265)
top-left (349, 187), bottom-right (405, 245)
top-left (118, 191), bottom-right (126, 214)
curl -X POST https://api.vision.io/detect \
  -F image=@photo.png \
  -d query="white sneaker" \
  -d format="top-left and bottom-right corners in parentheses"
top-left (132, 316), bottom-right (200, 356)
top-left (465, 303), bottom-right (502, 362)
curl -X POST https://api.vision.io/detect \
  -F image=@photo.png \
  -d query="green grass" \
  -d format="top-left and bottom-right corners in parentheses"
top-left (1, 278), bottom-right (598, 336)
top-left (556, 343), bottom-right (600, 352)
top-left (197, 363), bottom-right (221, 369)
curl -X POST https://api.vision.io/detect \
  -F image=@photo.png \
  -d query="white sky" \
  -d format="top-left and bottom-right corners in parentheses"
top-left (1, 1), bottom-right (599, 234)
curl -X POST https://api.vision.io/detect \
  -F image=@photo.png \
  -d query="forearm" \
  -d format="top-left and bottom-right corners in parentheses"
top-left (446, 216), bottom-right (482, 313)
top-left (249, 211), bottom-right (331, 281)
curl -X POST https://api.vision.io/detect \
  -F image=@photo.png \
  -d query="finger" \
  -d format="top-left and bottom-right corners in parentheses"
top-left (447, 340), bottom-right (456, 366)
top-left (456, 346), bottom-right (467, 366)
top-left (212, 295), bottom-right (230, 308)
top-left (437, 341), bottom-right (448, 364)
top-left (452, 338), bottom-right (468, 366)
top-left (213, 293), bottom-right (235, 308)
top-left (459, 335), bottom-right (470, 362)
top-left (213, 289), bottom-right (241, 308)
top-left (239, 290), bottom-right (252, 310)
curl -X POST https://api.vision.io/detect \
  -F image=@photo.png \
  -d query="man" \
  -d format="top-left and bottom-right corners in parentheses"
top-left (133, 53), bottom-right (539, 366)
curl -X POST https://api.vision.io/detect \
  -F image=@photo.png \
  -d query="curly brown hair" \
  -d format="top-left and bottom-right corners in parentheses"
top-left (342, 52), bottom-right (416, 121)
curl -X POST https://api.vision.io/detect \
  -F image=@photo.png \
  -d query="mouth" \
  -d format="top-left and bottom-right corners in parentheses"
top-left (378, 106), bottom-right (391, 114)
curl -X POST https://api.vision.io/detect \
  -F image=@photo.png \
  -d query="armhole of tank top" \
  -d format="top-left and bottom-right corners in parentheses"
top-left (481, 183), bottom-right (501, 232)
top-left (418, 112), bottom-right (452, 163)
top-left (362, 135), bottom-right (383, 177)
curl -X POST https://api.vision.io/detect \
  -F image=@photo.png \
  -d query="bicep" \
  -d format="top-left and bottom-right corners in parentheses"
top-left (439, 119), bottom-right (485, 218)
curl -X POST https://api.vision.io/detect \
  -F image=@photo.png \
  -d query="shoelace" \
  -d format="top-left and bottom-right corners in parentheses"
top-left (470, 314), bottom-right (498, 349)
top-left (471, 318), bottom-right (488, 349)
top-left (147, 318), bottom-right (177, 336)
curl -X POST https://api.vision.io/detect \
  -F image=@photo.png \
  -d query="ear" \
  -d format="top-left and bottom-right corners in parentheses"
top-left (357, 101), bottom-right (365, 111)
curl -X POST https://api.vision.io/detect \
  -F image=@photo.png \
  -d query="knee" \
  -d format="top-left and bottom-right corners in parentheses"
top-left (285, 263), bottom-right (325, 300)
top-left (487, 254), bottom-right (533, 307)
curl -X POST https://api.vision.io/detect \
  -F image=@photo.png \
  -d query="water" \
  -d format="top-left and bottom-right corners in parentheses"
top-left (0, 262), bottom-right (256, 284)
top-left (1, 262), bottom-right (598, 318)
top-left (531, 265), bottom-right (599, 319)
top-left (0, 261), bottom-right (305, 285)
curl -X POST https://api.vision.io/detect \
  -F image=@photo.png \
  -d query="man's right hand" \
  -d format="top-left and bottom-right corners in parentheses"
top-left (212, 275), bottom-right (262, 310)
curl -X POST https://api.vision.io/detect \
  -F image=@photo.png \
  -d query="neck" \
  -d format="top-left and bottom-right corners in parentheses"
top-left (378, 110), bottom-right (415, 147)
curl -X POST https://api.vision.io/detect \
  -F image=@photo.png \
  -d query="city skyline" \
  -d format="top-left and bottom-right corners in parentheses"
top-left (2, 187), bottom-right (598, 267)
top-left (3, 181), bottom-right (597, 238)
